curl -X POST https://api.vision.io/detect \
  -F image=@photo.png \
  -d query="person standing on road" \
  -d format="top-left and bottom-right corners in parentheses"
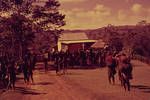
top-left (55, 51), bottom-right (59, 74)
top-left (58, 50), bottom-right (64, 74)
top-left (7, 60), bottom-right (16, 90)
top-left (105, 52), bottom-right (117, 84)
top-left (43, 51), bottom-right (49, 72)
top-left (22, 59), bottom-right (29, 84)
top-left (28, 61), bottom-right (34, 84)
top-left (63, 50), bottom-right (70, 74)
top-left (22, 53), bottom-right (30, 85)
top-left (1, 56), bottom-right (7, 88)
top-left (32, 53), bottom-right (37, 70)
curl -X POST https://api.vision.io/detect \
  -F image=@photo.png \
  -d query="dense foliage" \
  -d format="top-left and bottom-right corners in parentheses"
top-left (103, 22), bottom-right (150, 57)
top-left (0, 0), bottom-right (65, 60)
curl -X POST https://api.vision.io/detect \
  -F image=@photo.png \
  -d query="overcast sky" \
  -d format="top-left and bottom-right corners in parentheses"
top-left (54, 0), bottom-right (150, 29)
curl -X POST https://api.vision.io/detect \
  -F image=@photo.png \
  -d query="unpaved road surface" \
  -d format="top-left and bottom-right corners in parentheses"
top-left (0, 60), bottom-right (150, 100)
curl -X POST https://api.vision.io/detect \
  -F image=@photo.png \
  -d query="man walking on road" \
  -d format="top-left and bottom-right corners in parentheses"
top-left (105, 52), bottom-right (117, 84)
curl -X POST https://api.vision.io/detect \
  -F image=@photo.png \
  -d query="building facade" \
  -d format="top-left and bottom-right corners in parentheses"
top-left (58, 32), bottom-right (97, 52)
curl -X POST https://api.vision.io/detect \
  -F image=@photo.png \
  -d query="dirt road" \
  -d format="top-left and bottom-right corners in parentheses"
top-left (0, 60), bottom-right (150, 100)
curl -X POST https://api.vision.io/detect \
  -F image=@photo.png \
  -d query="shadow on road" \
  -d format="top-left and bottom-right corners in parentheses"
top-left (35, 66), bottom-right (54, 72)
top-left (34, 82), bottom-right (54, 85)
top-left (0, 81), bottom-right (7, 90)
top-left (15, 87), bottom-right (47, 95)
top-left (132, 85), bottom-right (150, 93)
top-left (65, 72), bottom-right (83, 76)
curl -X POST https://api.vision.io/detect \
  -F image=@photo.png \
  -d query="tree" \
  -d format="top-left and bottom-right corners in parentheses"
top-left (122, 22), bottom-right (150, 57)
top-left (0, 0), bottom-right (65, 60)
top-left (104, 25), bottom-right (123, 52)
top-left (32, 0), bottom-right (65, 52)
top-left (0, 0), bottom-right (36, 60)
top-left (131, 24), bottom-right (150, 57)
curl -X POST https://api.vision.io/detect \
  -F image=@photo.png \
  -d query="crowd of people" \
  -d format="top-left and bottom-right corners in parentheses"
top-left (49, 49), bottom-right (107, 74)
top-left (0, 48), bottom-right (133, 91)
top-left (0, 55), bottom-right (16, 90)
top-left (105, 52), bottom-right (133, 91)
top-left (0, 52), bottom-right (36, 90)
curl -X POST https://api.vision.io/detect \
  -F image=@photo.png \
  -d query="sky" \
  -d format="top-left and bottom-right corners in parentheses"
top-left (53, 0), bottom-right (150, 29)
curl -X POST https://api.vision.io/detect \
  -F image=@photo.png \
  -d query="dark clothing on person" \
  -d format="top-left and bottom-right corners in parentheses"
top-left (22, 62), bottom-right (29, 83)
top-left (63, 51), bottom-right (70, 74)
top-left (32, 54), bottom-right (37, 69)
top-left (28, 54), bottom-right (34, 83)
top-left (28, 67), bottom-right (33, 83)
top-left (43, 52), bottom-right (49, 71)
top-left (44, 58), bottom-right (48, 71)
top-left (54, 52), bottom-right (59, 74)
top-left (7, 63), bottom-right (16, 89)
top-left (58, 51), bottom-right (65, 71)
top-left (80, 50), bottom-right (87, 66)
top-left (1, 61), bottom-right (7, 87)
top-left (106, 54), bottom-right (117, 84)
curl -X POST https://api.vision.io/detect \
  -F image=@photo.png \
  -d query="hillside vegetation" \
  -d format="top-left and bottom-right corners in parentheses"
top-left (64, 22), bottom-right (150, 58)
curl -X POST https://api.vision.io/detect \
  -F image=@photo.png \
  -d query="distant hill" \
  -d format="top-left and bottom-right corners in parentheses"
top-left (63, 24), bottom-right (150, 58)
top-left (33, 24), bottom-right (150, 57)
top-left (63, 25), bottom-right (139, 40)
